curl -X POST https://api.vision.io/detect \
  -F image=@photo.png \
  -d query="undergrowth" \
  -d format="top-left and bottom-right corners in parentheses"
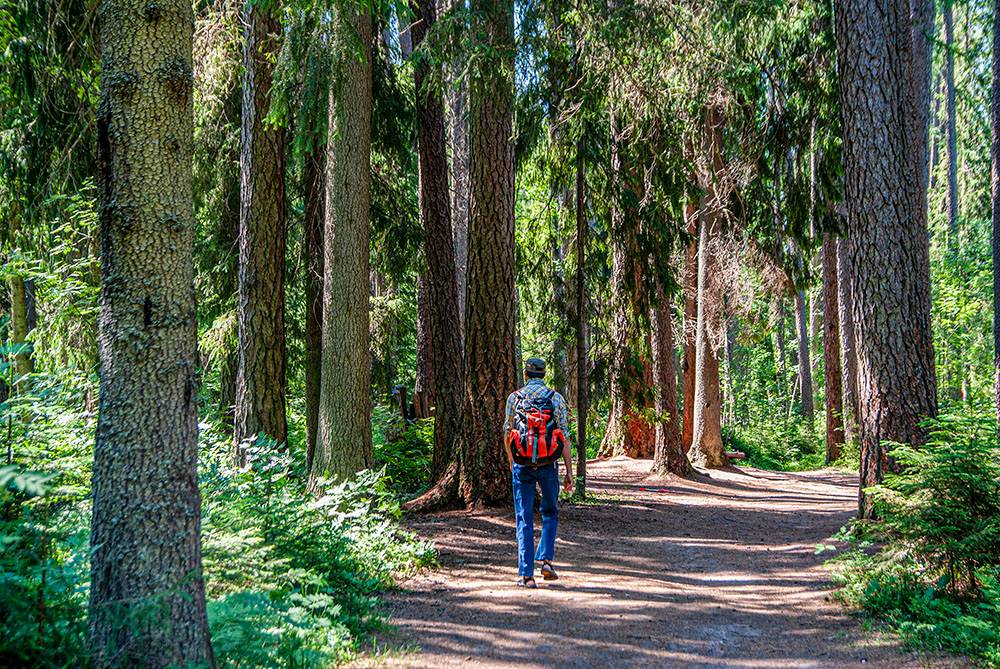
top-left (828, 412), bottom-right (1000, 667)
top-left (0, 373), bottom-right (436, 668)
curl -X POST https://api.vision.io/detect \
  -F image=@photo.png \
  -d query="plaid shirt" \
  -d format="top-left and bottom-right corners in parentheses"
top-left (504, 378), bottom-right (570, 439)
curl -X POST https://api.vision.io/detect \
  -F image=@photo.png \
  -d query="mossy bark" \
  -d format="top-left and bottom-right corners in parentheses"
top-left (311, 5), bottom-right (374, 487)
top-left (89, 0), bottom-right (214, 664)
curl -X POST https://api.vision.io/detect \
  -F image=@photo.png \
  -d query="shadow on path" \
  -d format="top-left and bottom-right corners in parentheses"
top-left (351, 459), bottom-right (967, 669)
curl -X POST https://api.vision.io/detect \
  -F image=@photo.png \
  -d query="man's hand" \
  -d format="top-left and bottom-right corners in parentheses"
top-left (562, 472), bottom-right (573, 493)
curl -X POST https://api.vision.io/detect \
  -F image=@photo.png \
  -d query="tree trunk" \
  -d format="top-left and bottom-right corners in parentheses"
top-left (794, 289), bottom-right (815, 421)
top-left (600, 104), bottom-right (653, 459)
top-left (311, 5), bottom-right (373, 486)
top-left (235, 0), bottom-right (287, 457)
top-left (774, 298), bottom-right (788, 404)
top-left (574, 135), bottom-right (588, 497)
top-left (836, 236), bottom-right (860, 442)
top-left (823, 233), bottom-right (845, 462)
top-left (414, 270), bottom-right (435, 416)
top-left (689, 107), bottom-right (728, 469)
top-left (944, 0), bottom-right (959, 254)
top-left (834, 0), bottom-right (938, 518)
top-left (456, 0), bottom-right (517, 507)
top-left (412, 0), bottom-right (465, 479)
top-left (650, 278), bottom-right (692, 477)
top-left (89, 0), bottom-right (214, 662)
top-left (681, 201), bottom-right (698, 453)
top-left (304, 142), bottom-right (324, 471)
top-left (445, 0), bottom-right (470, 338)
top-left (9, 275), bottom-right (32, 380)
top-left (993, 0), bottom-right (1000, 430)
top-left (911, 0), bottom-right (936, 205)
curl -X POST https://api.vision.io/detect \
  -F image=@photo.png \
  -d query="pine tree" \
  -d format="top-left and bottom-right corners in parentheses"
top-left (88, 0), bottom-right (214, 662)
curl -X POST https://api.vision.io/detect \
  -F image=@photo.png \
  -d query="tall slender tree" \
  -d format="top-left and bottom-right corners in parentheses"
top-left (681, 200), bottom-right (698, 452)
top-left (311, 5), bottom-right (374, 486)
top-left (574, 134), bottom-right (588, 497)
top-left (303, 142), bottom-right (324, 471)
top-left (943, 0), bottom-right (959, 254)
top-left (823, 233), bottom-right (845, 462)
top-left (992, 0), bottom-right (1000, 428)
top-left (834, 0), bottom-right (938, 518)
top-left (88, 0), bottom-right (214, 663)
top-left (412, 0), bottom-right (465, 479)
top-left (650, 277), bottom-right (692, 477)
top-left (235, 0), bottom-right (287, 456)
top-left (689, 106), bottom-right (729, 469)
top-left (911, 0), bottom-right (936, 199)
top-left (794, 289), bottom-right (814, 421)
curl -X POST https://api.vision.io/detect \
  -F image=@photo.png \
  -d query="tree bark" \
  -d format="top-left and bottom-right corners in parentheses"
top-left (412, 0), bottom-right (465, 479)
top-left (681, 200), bottom-right (698, 453)
top-left (794, 289), bottom-right (814, 421)
top-left (235, 0), bottom-right (287, 456)
top-left (456, 0), bottom-right (517, 507)
top-left (89, 0), bottom-right (214, 663)
top-left (688, 106), bottom-right (728, 469)
top-left (574, 135), bottom-right (588, 497)
top-left (311, 5), bottom-right (374, 486)
top-left (834, 0), bottom-right (938, 518)
top-left (444, 0), bottom-right (470, 338)
top-left (911, 0), bottom-right (936, 206)
top-left (9, 274), bottom-right (32, 380)
top-left (304, 142), bottom-right (324, 471)
top-left (414, 269), bottom-right (435, 416)
top-left (992, 0), bottom-right (1000, 429)
top-left (823, 233), bottom-right (845, 462)
top-left (944, 0), bottom-right (960, 254)
top-left (600, 105), bottom-right (653, 459)
top-left (650, 278), bottom-right (692, 477)
top-left (836, 236), bottom-right (860, 442)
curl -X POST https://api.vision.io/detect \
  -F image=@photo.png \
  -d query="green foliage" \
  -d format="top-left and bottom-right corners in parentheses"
top-left (723, 420), bottom-right (823, 471)
top-left (1, 374), bottom-right (435, 667)
top-left (372, 407), bottom-right (434, 498)
top-left (830, 412), bottom-right (1000, 666)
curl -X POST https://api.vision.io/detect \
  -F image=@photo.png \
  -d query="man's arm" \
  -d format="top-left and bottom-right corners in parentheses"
top-left (504, 393), bottom-right (516, 472)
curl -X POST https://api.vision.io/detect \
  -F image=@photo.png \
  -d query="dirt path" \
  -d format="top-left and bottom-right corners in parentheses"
top-left (354, 458), bottom-right (967, 669)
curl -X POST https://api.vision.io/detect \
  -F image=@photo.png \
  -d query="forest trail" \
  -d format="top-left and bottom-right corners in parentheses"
top-left (354, 458), bottom-right (967, 669)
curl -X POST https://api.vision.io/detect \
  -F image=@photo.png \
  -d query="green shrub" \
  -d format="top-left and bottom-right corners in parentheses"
top-left (723, 419), bottom-right (823, 471)
top-left (372, 406), bottom-right (433, 497)
top-left (830, 411), bottom-right (1000, 666)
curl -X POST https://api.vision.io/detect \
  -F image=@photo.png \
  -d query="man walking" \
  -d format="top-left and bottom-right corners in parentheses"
top-left (504, 357), bottom-right (573, 588)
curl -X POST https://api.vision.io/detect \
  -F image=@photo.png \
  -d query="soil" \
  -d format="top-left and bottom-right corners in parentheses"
top-left (350, 458), bottom-right (969, 669)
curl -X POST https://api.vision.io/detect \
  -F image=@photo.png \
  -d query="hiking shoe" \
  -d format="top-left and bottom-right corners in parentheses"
top-left (516, 576), bottom-right (537, 589)
top-left (540, 561), bottom-right (558, 581)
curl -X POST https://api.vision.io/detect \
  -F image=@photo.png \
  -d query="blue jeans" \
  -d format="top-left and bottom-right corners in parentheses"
top-left (512, 462), bottom-right (559, 578)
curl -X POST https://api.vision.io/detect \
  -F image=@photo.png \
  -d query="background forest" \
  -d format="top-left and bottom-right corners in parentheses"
top-left (2, 0), bottom-right (1000, 666)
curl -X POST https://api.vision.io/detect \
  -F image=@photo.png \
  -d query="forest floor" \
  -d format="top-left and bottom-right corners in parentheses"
top-left (350, 458), bottom-right (969, 669)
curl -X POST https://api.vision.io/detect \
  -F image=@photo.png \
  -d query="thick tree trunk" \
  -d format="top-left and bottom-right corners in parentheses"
top-left (834, 0), bottom-right (938, 518)
top-left (235, 1), bottom-right (287, 456)
top-left (689, 107), bottom-right (728, 469)
top-left (944, 0), bottom-right (960, 254)
top-left (457, 0), bottom-right (517, 507)
top-left (823, 233), bottom-right (845, 462)
top-left (836, 237), bottom-right (860, 442)
top-left (650, 279), bottom-right (692, 477)
top-left (794, 289), bottom-right (815, 421)
top-left (574, 136), bottom-right (588, 497)
top-left (412, 0), bottom-right (465, 479)
top-left (312, 6), bottom-right (373, 486)
top-left (89, 0), bottom-right (214, 663)
top-left (993, 0), bottom-right (1000, 429)
top-left (304, 143), bottom-right (324, 471)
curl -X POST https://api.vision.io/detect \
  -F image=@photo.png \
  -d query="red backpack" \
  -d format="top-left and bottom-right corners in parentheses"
top-left (508, 389), bottom-right (565, 466)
